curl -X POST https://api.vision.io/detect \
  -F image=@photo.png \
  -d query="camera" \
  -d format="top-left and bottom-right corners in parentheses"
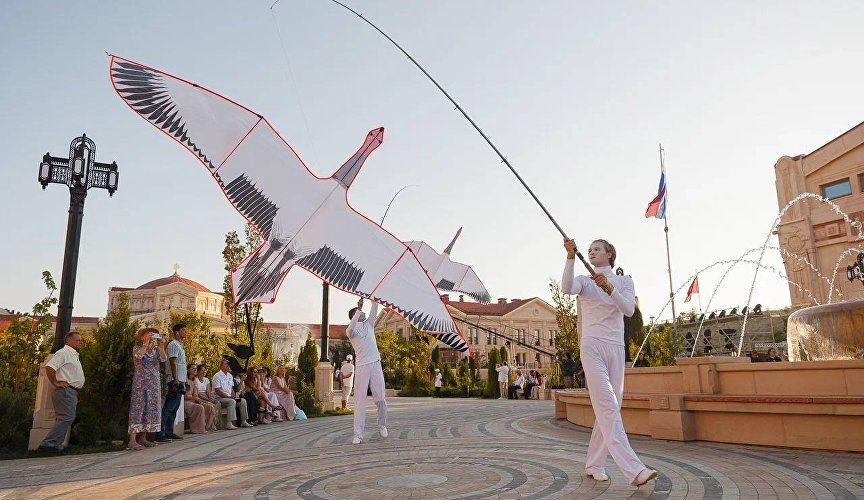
top-left (151, 332), bottom-right (162, 340)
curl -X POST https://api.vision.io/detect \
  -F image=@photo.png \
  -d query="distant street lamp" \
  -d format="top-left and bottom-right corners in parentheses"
top-left (39, 134), bottom-right (119, 352)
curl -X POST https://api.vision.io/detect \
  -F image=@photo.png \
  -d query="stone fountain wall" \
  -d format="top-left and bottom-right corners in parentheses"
top-left (555, 356), bottom-right (864, 451)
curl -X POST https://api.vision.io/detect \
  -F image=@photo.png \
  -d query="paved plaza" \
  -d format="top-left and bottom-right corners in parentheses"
top-left (1, 397), bottom-right (862, 499)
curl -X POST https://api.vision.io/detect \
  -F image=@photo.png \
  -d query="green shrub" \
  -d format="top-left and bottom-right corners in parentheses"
top-left (0, 388), bottom-right (33, 453)
top-left (484, 349), bottom-right (499, 398)
top-left (295, 384), bottom-right (323, 417)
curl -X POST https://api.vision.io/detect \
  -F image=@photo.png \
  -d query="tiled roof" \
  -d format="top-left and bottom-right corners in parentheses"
top-left (135, 273), bottom-right (211, 293)
top-left (446, 297), bottom-right (534, 316)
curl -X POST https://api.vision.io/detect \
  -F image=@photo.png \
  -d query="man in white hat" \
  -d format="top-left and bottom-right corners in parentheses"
top-left (340, 354), bottom-right (355, 410)
top-left (434, 368), bottom-right (443, 397)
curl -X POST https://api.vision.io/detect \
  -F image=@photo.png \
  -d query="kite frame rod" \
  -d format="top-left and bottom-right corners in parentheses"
top-left (328, 0), bottom-right (596, 276)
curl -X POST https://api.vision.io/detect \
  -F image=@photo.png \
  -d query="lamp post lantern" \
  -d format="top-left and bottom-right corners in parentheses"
top-left (39, 134), bottom-right (119, 353)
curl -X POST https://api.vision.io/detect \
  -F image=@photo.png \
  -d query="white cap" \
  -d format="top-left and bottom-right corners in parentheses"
top-left (435, 368), bottom-right (440, 372)
top-left (346, 354), bottom-right (353, 360)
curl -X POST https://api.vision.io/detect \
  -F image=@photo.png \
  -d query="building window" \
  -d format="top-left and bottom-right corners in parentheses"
top-left (549, 330), bottom-right (556, 346)
top-left (821, 178), bottom-right (852, 200)
top-left (492, 328), bottom-right (498, 345)
top-left (534, 329), bottom-right (541, 346)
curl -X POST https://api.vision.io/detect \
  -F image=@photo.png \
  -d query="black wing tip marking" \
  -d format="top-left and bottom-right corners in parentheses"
top-left (111, 60), bottom-right (216, 170)
top-left (297, 246), bottom-right (365, 292)
top-left (224, 174), bottom-right (279, 239)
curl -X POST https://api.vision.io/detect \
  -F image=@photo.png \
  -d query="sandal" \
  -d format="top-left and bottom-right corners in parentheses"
top-left (126, 444), bottom-right (144, 451)
top-left (139, 441), bottom-right (157, 447)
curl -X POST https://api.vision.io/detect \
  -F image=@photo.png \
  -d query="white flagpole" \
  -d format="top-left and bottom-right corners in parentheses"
top-left (660, 145), bottom-right (677, 329)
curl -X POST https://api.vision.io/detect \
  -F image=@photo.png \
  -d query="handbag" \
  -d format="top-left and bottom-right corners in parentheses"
top-left (295, 408), bottom-right (307, 420)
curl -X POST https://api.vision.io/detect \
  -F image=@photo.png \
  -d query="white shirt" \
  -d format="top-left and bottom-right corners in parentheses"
top-left (435, 373), bottom-right (443, 387)
top-left (347, 302), bottom-right (380, 366)
top-left (496, 364), bottom-right (509, 383)
top-left (212, 370), bottom-right (235, 398)
top-left (512, 374), bottom-right (525, 387)
top-left (46, 345), bottom-right (85, 389)
top-left (562, 260), bottom-right (635, 346)
top-left (195, 376), bottom-right (209, 395)
top-left (341, 362), bottom-right (354, 387)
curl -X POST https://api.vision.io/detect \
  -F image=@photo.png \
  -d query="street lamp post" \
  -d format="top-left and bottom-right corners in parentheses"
top-left (39, 134), bottom-right (118, 353)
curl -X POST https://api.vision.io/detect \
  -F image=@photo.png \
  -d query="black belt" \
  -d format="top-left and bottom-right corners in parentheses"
top-left (66, 385), bottom-right (79, 391)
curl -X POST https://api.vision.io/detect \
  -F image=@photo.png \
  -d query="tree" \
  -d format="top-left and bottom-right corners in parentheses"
top-left (297, 335), bottom-right (317, 389)
top-left (644, 323), bottom-right (684, 366)
top-left (0, 271), bottom-right (56, 396)
top-left (76, 294), bottom-right (140, 442)
top-left (484, 348), bottom-right (499, 398)
top-left (222, 225), bottom-right (264, 369)
top-left (295, 335), bottom-right (323, 416)
top-left (330, 339), bottom-right (355, 369)
top-left (398, 331), bottom-right (434, 396)
top-left (499, 346), bottom-right (508, 367)
top-left (623, 304), bottom-right (644, 362)
top-left (162, 311), bottom-right (224, 374)
top-left (550, 279), bottom-right (579, 360)
top-left (0, 271), bottom-right (57, 453)
top-left (377, 329), bottom-right (408, 388)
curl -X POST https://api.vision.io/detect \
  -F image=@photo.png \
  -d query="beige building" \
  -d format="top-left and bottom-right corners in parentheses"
top-left (375, 294), bottom-right (559, 368)
top-left (108, 266), bottom-right (228, 330)
top-left (775, 121), bottom-right (864, 307)
top-left (106, 268), bottom-right (348, 365)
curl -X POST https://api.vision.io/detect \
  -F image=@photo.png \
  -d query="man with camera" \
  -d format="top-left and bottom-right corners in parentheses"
top-left (156, 323), bottom-right (187, 442)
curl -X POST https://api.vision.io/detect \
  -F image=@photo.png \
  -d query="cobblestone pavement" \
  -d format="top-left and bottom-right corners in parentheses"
top-left (1, 398), bottom-right (862, 499)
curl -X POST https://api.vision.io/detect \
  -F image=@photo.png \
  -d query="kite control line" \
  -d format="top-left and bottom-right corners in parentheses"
top-left (327, 0), bottom-right (598, 279)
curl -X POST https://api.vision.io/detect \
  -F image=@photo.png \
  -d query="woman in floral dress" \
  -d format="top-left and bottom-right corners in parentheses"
top-left (128, 328), bottom-right (167, 450)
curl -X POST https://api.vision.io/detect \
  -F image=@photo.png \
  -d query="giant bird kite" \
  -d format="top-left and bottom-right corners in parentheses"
top-left (405, 228), bottom-right (492, 304)
top-left (109, 55), bottom-right (468, 353)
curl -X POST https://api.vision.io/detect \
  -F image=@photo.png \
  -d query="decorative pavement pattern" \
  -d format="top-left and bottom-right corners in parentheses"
top-left (1, 397), bottom-right (862, 499)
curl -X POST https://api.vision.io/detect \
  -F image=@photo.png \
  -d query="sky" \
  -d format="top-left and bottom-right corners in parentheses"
top-left (3, 1), bottom-right (864, 327)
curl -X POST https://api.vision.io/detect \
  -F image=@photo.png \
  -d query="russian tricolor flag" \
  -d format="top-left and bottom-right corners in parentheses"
top-left (645, 166), bottom-right (667, 219)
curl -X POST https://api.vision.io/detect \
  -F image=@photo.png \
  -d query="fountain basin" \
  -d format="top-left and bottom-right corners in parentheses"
top-left (787, 300), bottom-right (864, 361)
top-left (555, 356), bottom-right (864, 451)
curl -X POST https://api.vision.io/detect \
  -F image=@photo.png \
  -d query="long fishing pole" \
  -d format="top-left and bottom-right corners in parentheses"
top-left (327, 0), bottom-right (597, 277)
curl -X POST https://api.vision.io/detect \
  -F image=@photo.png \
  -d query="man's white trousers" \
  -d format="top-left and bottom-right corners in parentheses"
top-left (353, 360), bottom-right (387, 440)
top-left (581, 337), bottom-right (646, 483)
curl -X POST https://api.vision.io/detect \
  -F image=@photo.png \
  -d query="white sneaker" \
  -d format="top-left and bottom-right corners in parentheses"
top-left (588, 472), bottom-right (609, 481)
top-left (224, 423), bottom-right (237, 430)
top-left (379, 427), bottom-right (388, 438)
top-left (498, 397), bottom-right (505, 400)
top-left (633, 468), bottom-right (657, 486)
top-left (241, 421), bottom-right (254, 428)
top-left (352, 436), bottom-right (362, 445)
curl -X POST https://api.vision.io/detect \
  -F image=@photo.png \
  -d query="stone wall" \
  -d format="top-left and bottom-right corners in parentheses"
top-left (555, 357), bottom-right (864, 451)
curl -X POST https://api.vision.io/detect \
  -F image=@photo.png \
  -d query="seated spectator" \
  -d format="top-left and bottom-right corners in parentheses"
top-left (633, 352), bottom-right (650, 368)
top-left (237, 372), bottom-right (262, 425)
top-left (271, 365), bottom-right (297, 421)
top-left (184, 365), bottom-right (215, 433)
top-left (211, 359), bottom-right (251, 429)
top-left (508, 370), bottom-right (525, 399)
top-left (260, 367), bottom-right (283, 422)
top-left (766, 348), bottom-right (783, 362)
top-left (523, 370), bottom-right (538, 400)
top-left (531, 372), bottom-right (546, 399)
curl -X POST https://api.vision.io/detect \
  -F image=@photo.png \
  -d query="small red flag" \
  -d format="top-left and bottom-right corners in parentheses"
top-left (684, 276), bottom-right (699, 303)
